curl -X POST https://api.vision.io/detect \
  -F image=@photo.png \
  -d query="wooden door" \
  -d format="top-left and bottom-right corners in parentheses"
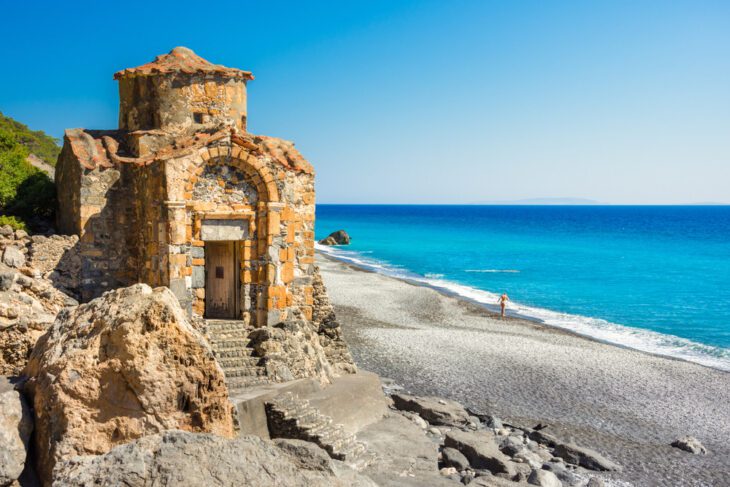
top-left (205, 241), bottom-right (237, 318)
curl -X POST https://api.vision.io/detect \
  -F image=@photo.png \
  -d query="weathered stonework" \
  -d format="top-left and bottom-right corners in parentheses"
top-left (55, 47), bottom-right (355, 387)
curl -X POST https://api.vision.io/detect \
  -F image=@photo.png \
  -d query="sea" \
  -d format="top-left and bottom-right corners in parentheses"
top-left (314, 205), bottom-right (730, 371)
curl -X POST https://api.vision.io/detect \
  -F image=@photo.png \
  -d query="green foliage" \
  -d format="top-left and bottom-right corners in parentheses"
top-left (0, 111), bottom-right (60, 166)
top-left (0, 215), bottom-right (27, 231)
top-left (0, 121), bottom-right (57, 229)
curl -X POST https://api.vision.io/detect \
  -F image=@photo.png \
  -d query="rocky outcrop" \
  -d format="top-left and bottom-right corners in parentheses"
top-left (53, 430), bottom-right (375, 487)
top-left (444, 430), bottom-right (516, 476)
top-left (23, 284), bottom-right (236, 484)
top-left (318, 230), bottom-right (350, 246)
top-left (392, 393), bottom-right (472, 427)
top-left (0, 377), bottom-right (33, 487)
top-left (0, 232), bottom-right (78, 376)
top-left (311, 265), bottom-right (356, 376)
top-left (551, 442), bottom-right (622, 472)
top-left (671, 436), bottom-right (707, 455)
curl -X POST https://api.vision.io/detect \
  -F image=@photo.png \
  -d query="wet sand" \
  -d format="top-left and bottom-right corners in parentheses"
top-left (317, 254), bottom-right (730, 487)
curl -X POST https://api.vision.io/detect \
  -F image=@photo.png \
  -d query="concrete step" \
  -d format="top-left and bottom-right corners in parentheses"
top-left (208, 338), bottom-right (249, 349)
top-left (265, 392), bottom-right (366, 462)
top-left (226, 376), bottom-right (270, 390)
top-left (217, 356), bottom-right (261, 368)
top-left (222, 366), bottom-right (268, 378)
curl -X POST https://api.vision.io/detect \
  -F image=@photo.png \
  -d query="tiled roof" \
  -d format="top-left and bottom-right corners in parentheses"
top-left (114, 47), bottom-right (253, 80)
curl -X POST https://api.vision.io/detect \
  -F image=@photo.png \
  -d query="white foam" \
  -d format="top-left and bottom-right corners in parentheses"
top-left (465, 269), bottom-right (520, 273)
top-left (316, 244), bottom-right (730, 372)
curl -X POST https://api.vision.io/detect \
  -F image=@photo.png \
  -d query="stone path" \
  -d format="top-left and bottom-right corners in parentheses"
top-left (205, 319), bottom-right (269, 393)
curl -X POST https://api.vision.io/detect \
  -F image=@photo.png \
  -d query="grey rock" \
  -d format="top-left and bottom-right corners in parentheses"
top-left (586, 478), bottom-right (606, 487)
top-left (0, 377), bottom-right (33, 486)
top-left (441, 447), bottom-right (470, 470)
top-left (542, 461), bottom-right (582, 486)
top-left (552, 442), bottom-right (621, 472)
top-left (527, 468), bottom-right (561, 487)
top-left (671, 435), bottom-right (708, 455)
top-left (318, 229), bottom-right (351, 246)
top-left (274, 438), bottom-right (335, 472)
top-left (0, 272), bottom-right (16, 291)
top-left (14, 230), bottom-right (28, 240)
top-left (444, 429), bottom-right (515, 476)
top-left (0, 226), bottom-right (13, 237)
top-left (53, 430), bottom-right (375, 487)
top-left (500, 436), bottom-right (525, 456)
top-left (392, 393), bottom-right (471, 426)
top-left (2, 247), bottom-right (25, 268)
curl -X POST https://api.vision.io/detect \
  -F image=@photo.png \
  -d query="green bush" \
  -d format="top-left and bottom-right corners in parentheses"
top-left (0, 215), bottom-right (27, 231)
top-left (0, 112), bottom-right (60, 166)
top-left (0, 125), bottom-right (56, 229)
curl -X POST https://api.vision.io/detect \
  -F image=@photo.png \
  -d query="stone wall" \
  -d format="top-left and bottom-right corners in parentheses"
top-left (118, 74), bottom-right (248, 133)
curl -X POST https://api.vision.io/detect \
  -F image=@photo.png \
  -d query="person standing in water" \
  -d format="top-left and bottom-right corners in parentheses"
top-left (498, 293), bottom-right (509, 319)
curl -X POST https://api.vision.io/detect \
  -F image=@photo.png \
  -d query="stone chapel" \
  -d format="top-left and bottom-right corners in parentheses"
top-left (56, 47), bottom-right (317, 327)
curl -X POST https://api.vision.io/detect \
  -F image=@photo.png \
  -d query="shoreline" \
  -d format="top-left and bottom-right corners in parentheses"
top-left (316, 245), bottom-right (730, 373)
top-left (317, 251), bottom-right (730, 486)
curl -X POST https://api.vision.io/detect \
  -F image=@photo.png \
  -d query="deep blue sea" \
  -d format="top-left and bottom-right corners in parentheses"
top-left (315, 205), bottom-right (730, 371)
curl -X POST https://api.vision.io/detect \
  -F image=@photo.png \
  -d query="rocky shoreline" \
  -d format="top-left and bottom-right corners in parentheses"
top-left (318, 253), bottom-right (730, 487)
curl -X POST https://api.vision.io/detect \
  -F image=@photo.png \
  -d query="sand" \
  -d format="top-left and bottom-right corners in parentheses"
top-left (317, 254), bottom-right (730, 487)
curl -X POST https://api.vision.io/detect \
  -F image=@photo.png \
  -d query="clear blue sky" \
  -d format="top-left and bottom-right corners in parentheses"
top-left (1, 0), bottom-right (728, 204)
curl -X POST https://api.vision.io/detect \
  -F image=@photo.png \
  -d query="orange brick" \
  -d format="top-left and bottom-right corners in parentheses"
top-left (192, 258), bottom-right (205, 266)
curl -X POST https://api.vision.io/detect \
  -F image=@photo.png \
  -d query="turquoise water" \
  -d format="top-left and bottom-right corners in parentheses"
top-left (315, 205), bottom-right (730, 371)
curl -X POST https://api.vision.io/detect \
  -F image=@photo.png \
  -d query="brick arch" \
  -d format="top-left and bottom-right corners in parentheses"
top-left (199, 146), bottom-right (279, 203)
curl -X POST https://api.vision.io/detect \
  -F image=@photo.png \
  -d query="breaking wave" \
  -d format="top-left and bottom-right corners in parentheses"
top-left (316, 243), bottom-right (730, 372)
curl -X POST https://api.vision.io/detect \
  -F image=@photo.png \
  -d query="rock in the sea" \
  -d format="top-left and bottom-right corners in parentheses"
top-left (318, 230), bottom-right (351, 246)
top-left (671, 435), bottom-right (707, 455)
top-left (527, 468), bottom-right (561, 487)
top-left (53, 430), bottom-right (375, 487)
top-left (391, 393), bottom-right (471, 427)
top-left (441, 446), bottom-right (470, 470)
top-left (2, 247), bottom-right (25, 268)
top-left (0, 377), bottom-right (33, 486)
top-left (24, 284), bottom-right (236, 484)
top-left (444, 429), bottom-right (515, 476)
top-left (552, 442), bottom-right (621, 472)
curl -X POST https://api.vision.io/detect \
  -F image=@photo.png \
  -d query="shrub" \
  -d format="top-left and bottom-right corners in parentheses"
top-left (0, 126), bottom-right (57, 229)
top-left (0, 215), bottom-right (27, 231)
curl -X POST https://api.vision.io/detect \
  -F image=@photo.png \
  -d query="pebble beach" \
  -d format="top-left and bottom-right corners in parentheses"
top-left (318, 254), bottom-right (730, 486)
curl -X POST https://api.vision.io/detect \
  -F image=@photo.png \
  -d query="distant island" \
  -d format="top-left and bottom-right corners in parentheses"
top-left (473, 197), bottom-right (603, 205)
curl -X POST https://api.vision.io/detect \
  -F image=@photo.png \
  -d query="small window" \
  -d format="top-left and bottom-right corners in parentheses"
top-left (193, 113), bottom-right (204, 124)
top-left (215, 266), bottom-right (224, 279)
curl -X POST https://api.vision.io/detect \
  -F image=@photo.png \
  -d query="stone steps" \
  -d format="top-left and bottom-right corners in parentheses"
top-left (205, 319), bottom-right (268, 394)
top-left (265, 392), bottom-right (366, 462)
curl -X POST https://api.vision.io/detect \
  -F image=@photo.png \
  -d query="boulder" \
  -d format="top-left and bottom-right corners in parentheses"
top-left (0, 377), bottom-right (33, 486)
top-left (671, 436), bottom-right (707, 455)
top-left (441, 447), bottom-right (470, 470)
top-left (444, 429), bottom-right (515, 476)
top-left (0, 226), bottom-right (13, 238)
top-left (53, 430), bottom-right (376, 487)
top-left (318, 230), bottom-right (350, 246)
top-left (391, 393), bottom-right (471, 426)
top-left (23, 284), bottom-right (236, 484)
top-left (527, 468), bottom-right (561, 487)
top-left (2, 247), bottom-right (25, 269)
top-left (552, 442), bottom-right (621, 472)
